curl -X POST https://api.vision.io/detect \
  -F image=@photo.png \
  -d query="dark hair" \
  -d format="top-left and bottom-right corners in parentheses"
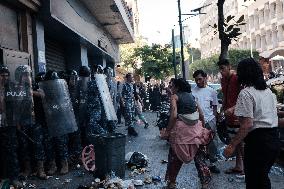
top-left (237, 58), bottom-right (267, 90)
top-left (126, 73), bottom-right (132, 79)
top-left (172, 78), bottom-right (191, 93)
top-left (217, 59), bottom-right (230, 66)
top-left (193, 70), bottom-right (207, 78)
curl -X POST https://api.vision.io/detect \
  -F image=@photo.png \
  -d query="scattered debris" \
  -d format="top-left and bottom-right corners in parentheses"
top-left (126, 152), bottom-right (149, 168)
top-left (63, 178), bottom-right (72, 184)
top-left (144, 175), bottom-right (152, 184)
top-left (161, 160), bottom-right (168, 164)
top-left (133, 179), bottom-right (143, 186)
top-left (152, 176), bottom-right (161, 182)
top-left (77, 164), bottom-right (81, 169)
top-left (28, 183), bottom-right (36, 188)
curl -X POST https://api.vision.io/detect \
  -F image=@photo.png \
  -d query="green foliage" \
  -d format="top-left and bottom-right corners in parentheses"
top-left (134, 44), bottom-right (174, 79)
top-left (189, 49), bottom-right (259, 79)
top-left (186, 46), bottom-right (201, 62)
top-left (119, 37), bottom-right (146, 70)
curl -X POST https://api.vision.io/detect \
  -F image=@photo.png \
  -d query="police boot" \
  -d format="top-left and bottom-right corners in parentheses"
top-left (60, 160), bottom-right (69, 175)
top-left (11, 179), bottom-right (24, 189)
top-left (36, 161), bottom-right (47, 179)
top-left (47, 160), bottom-right (57, 175)
top-left (21, 160), bottom-right (31, 177)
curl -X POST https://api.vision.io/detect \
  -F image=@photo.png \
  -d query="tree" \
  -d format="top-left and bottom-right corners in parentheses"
top-left (185, 45), bottom-right (201, 63)
top-left (119, 37), bottom-right (146, 70)
top-left (189, 49), bottom-right (259, 79)
top-left (217, 0), bottom-right (254, 60)
top-left (134, 44), bottom-right (174, 79)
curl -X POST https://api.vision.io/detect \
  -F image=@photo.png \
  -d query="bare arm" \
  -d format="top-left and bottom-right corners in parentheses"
top-left (224, 116), bottom-right (252, 158)
top-left (196, 101), bottom-right (205, 127)
top-left (230, 116), bottom-right (253, 147)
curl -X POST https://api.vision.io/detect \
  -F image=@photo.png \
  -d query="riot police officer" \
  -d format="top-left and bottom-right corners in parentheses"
top-left (0, 65), bottom-right (23, 188)
top-left (86, 65), bottom-right (107, 136)
top-left (75, 66), bottom-right (91, 146)
top-left (15, 65), bottom-right (46, 179)
top-left (121, 73), bottom-right (138, 136)
top-left (40, 71), bottom-right (73, 175)
top-left (65, 70), bottom-right (82, 164)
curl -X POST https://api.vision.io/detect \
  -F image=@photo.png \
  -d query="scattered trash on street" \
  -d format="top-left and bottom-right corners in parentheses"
top-left (126, 152), bottom-right (148, 168)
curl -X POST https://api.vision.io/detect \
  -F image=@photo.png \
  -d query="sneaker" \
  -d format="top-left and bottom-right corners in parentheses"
top-left (128, 127), bottom-right (138, 136)
top-left (209, 165), bottom-right (220, 174)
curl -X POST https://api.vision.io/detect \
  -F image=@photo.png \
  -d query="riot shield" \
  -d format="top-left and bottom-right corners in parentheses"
top-left (39, 79), bottom-right (78, 137)
top-left (95, 74), bottom-right (117, 121)
top-left (0, 65), bottom-right (34, 128)
top-left (1, 82), bottom-right (22, 127)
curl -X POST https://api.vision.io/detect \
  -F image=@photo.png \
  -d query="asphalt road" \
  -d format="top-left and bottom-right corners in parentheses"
top-left (25, 112), bottom-right (284, 189)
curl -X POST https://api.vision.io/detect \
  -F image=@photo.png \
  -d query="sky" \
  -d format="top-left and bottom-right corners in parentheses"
top-left (138, 0), bottom-right (207, 47)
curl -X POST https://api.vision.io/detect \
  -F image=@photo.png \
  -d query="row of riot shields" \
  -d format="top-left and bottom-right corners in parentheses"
top-left (39, 74), bottom-right (117, 137)
top-left (0, 65), bottom-right (117, 138)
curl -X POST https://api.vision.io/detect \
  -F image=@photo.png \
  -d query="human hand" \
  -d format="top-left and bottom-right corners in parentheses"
top-left (223, 144), bottom-right (235, 158)
top-left (224, 107), bottom-right (234, 116)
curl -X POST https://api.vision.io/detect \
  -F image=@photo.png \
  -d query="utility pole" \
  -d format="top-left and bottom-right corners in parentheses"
top-left (172, 29), bottom-right (177, 79)
top-left (178, 0), bottom-right (186, 79)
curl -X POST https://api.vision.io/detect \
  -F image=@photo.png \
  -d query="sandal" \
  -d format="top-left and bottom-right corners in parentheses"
top-left (225, 168), bottom-right (243, 174)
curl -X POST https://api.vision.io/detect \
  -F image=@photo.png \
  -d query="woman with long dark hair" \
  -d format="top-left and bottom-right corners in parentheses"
top-left (163, 78), bottom-right (212, 189)
top-left (224, 58), bottom-right (280, 189)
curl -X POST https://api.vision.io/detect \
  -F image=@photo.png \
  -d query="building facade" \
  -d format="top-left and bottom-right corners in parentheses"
top-left (200, 0), bottom-right (284, 60)
top-left (0, 0), bottom-right (134, 77)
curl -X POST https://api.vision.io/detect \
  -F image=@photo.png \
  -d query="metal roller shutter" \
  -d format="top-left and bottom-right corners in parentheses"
top-left (45, 38), bottom-right (66, 72)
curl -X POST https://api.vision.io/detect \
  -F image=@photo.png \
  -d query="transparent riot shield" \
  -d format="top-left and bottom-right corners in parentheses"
top-left (39, 79), bottom-right (78, 137)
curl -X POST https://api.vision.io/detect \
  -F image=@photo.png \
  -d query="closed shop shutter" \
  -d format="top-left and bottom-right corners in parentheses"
top-left (45, 38), bottom-right (66, 72)
top-left (0, 3), bottom-right (19, 50)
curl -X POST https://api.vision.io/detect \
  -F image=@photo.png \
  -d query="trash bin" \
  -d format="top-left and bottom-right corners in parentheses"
top-left (88, 133), bottom-right (126, 179)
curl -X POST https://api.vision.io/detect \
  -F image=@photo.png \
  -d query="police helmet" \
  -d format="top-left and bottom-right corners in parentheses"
top-left (35, 72), bottom-right (46, 83)
top-left (15, 65), bottom-right (31, 82)
top-left (45, 70), bottom-right (60, 80)
top-left (79, 66), bottom-right (91, 77)
top-left (0, 64), bottom-right (10, 75)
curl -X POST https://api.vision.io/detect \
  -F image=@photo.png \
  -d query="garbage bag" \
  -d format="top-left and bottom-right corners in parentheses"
top-left (127, 152), bottom-right (148, 168)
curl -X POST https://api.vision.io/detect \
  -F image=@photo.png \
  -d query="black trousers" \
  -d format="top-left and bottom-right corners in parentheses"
top-left (244, 128), bottom-right (280, 189)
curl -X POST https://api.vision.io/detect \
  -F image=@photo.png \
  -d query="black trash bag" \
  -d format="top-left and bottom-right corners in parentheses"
top-left (127, 152), bottom-right (148, 168)
top-left (216, 116), bottom-right (230, 145)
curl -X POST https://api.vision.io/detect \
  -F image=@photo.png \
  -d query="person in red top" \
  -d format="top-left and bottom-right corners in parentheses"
top-left (218, 59), bottom-right (244, 175)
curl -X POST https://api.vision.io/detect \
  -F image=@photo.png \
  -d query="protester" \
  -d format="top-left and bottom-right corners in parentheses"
top-left (134, 93), bottom-right (149, 128)
top-left (192, 70), bottom-right (220, 174)
top-left (218, 59), bottom-right (244, 175)
top-left (163, 78), bottom-right (212, 189)
top-left (224, 58), bottom-right (280, 189)
top-left (116, 81), bottom-right (123, 124)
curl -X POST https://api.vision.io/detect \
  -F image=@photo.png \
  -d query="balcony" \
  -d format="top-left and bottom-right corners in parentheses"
top-left (80, 0), bottom-right (134, 44)
top-left (6, 0), bottom-right (41, 11)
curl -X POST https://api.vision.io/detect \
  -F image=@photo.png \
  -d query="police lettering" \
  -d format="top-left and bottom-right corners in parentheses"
top-left (6, 91), bottom-right (27, 97)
